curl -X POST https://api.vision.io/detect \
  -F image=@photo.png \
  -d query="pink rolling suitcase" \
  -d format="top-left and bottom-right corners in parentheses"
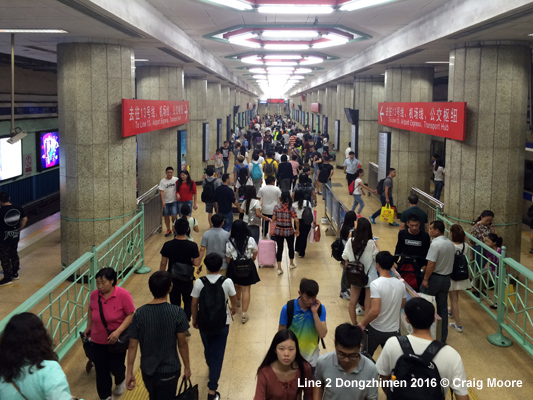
top-left (258, 239), bottom-right (276, 268)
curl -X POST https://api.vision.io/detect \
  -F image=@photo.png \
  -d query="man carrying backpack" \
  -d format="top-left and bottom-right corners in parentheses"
top-left (202, 167), bottom-right (221, 229)
top-left (191, 253), bottom-right (237, 400)
top-left (376, 297), bottom-right (469, 400)
top-left (250, 153), bottom-right (263, 192)
top-left (278, 278), bottom-right (327, 374)
top-left (262, 151), bottom-right (278, 181)
top-left (126, 271), bottom-right (190, 400)
top-left (370, 168), bottom-right (399, 226)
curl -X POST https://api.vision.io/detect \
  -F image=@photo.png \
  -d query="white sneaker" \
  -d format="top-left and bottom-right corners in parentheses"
top-left (277, 269), bottom-right (284, 276)
top-left (356, 306), bottom-right (364, 316)
top-left (102, 396), bottom-right (114, 400)
top-left (114, 379), bottom-right (126, 395)
top-left (289, 263), bottom-right (297, 269)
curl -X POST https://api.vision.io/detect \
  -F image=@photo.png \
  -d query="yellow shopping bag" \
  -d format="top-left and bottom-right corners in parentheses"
top-left (379, 204), bottom-right (396, 223)
top-left (505, 283), bottom-right (516, 307)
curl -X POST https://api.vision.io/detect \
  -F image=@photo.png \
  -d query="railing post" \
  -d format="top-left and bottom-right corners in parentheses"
top-left (90, 245), bottom-right (98, 292)
top-left (487, 246), bottom-right (512, 348)
top-left (135, 202), bottom-right (151, 274)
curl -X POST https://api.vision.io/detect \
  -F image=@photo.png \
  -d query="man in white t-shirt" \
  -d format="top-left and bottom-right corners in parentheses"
top-left (358, 251), bottom-right (406, 357)
top-left (257, 176), bottom-right (281, 237)
top-left (376, 297), bottom-right (469, 400)
top-left (191, 253), bottom-right (237, 400)
top-left (345, 142), bottom-right (352, 159)
top-left (159, 166), bottom-right (179, 237)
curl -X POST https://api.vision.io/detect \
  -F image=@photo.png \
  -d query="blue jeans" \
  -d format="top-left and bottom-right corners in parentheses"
top-left (222, 211), bottom-right (234, 232)
top-left (163, 201), bottom-right (178, 216)
top-left (371, 195), bottom-right (395, 221)
top-left (433, 180), bottom-right (444, 200)
top-left (249, 225), bottom-right (260, 245)
top-left (313, 166), bottom-right (319, 183)
top-left (223, 160), bottom-right (229, 175)
top-left (200, 325), bottom-right (229, 391)
top-left (176, 200), bottom-right (192, 217)
top-left (351, 194), bottom-right (365, 214)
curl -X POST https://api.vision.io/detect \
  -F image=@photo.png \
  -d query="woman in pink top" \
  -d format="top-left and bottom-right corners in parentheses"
top-left (84, 268), bottom-right (135, 400)
top-left (254, 329), bottom-right (312, 400)
top-left (289, 154), bottom-right (301, 190)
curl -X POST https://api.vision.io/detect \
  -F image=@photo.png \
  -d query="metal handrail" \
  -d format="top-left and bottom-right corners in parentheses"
top-left (410, 187), bottom-right (444, 210)
top-left (136, 184), bottom-right (159, 205)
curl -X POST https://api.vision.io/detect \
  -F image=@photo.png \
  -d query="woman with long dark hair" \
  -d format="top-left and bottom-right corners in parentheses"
top-left (272, 191), bottom-right (300, 275)
top-left (254, 329), bottom-right (312, 400)
top-left (292, 189), bottom-right (313, 258)
top-left (84, 268), bottom-right (135, 400)
top-left (239, 185), bottom-right (270, 245)
top-left (470, 210), bottom-right (495, 273)
top-left (175, 170), bottom-right (197, 216)
top-left (433, 158), bottom-right (445, 200)
top-left (448, 224), bottom-right (471, 333)
top-left (339, 211), bottom-right (357, 301)
top-left (226, 220), bottom-right (260, 324)
top-left (0, 313), bottom-right (75, 399)
top-left (341, 218), bottom-right (378, 325)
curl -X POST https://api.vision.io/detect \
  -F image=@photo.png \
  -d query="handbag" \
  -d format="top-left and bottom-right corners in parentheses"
top-left (80, 331), bottom-right (95, 362)
top-left (170, 261), bottom-right (195, 281)
top-left (313, 224), bottom-right (321, 242)
top-left (175, 378), bottom-right (199, 400)
top-left (98, 295), bottom-right (130, 354)
top-left (269, 220), bottom-right (277, 236)
top-left (379, 204), bottom-right (396, 223)
top-left (345, 240), bottom-right (368, 288)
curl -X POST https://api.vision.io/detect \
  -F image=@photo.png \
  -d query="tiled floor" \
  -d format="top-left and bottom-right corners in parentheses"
top-left (3, 171), bottom-right (533, 400)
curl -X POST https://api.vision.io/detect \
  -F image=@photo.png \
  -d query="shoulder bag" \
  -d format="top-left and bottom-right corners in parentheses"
top-left (345, 239), bottom-right (369, 288)
top-left (98, 295), bottom-right (130, 354)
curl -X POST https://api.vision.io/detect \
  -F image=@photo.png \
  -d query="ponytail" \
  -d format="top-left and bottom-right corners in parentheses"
top-left (475, 209), bottom-right (494, 224)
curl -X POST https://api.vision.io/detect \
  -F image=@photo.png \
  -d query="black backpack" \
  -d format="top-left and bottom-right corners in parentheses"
top-left (230, 238), bottom-right (252, 278)
top-left (264, 159), bottom-right (275, 176)
top-left (388, 336), bottom-right (445, 400)
top-left (201, 179), bottom-right (216, 203)
top-left (197, 276), bottom-right (227, 334)
top-left (331, 238), bottom-right (344, 262)
top-left (301, 202), bottom-right (314, 226)
top-left (237, 165), bottom-right (249, 186)
top-left (450, 244), bottom-right (469, 281)
top-left (285, 299), bottom-right (326, 349)
top-left (376, 178), bottom-right (386, 195)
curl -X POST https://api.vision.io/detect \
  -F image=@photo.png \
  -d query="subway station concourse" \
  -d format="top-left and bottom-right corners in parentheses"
top-left (1, 0), bottom-right (533, 399)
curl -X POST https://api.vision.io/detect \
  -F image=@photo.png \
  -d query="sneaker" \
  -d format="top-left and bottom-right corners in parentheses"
top-left (277, 269), bottom-right (284, 276)
top-left (356, 306), bottom-right (364, 316)
top-left (207, 392), bottom-right (221, 400)
top-left (530, 248), bottom-right (533, 254)
top-left (339, 291), bottom-right (350, 301)
top-left (12, 272), bottom-right (19, 280)
top-left (369, 216), bottom-right (376, 224)
top-left (185, 329), bottom-right (191, 337)
top-left (164, 230), bottom-right (171, 237)
top-left (289, 263), bottom-right (297, 269)
top-left (113, 380), bottom-right (126, 396)
top-left (389, 222), bottom-right (399, 226)
top-left (85, 360), bottom-right (93, 373)
top-left (101, 397), bottom-right (113, 400)
top-left (490, 304), bottom-right (497, 310)
top-left (242, 313), bottom-right (249, 324)
top-left (298, 254), bottom-right (304, 258)
top-left (0, 278), bottom-right (13, 286)
top-left (450, 323), bottom-right (463, 333)
top-left (356, 214), bottom-right (362, 219)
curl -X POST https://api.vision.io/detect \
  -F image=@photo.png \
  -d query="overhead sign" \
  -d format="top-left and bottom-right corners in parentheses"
top-left (267, 99), bottom-right (286, 104)
top-left (378, 102), bottom-right (467, 141)
top-left (122, 99), bottom-right (189, 138)
top-left (311, 103), bottom-right (321, 113)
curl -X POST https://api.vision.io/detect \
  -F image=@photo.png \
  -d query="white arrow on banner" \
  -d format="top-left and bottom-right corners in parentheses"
top-left (379, 106), bottom-right (384, 122)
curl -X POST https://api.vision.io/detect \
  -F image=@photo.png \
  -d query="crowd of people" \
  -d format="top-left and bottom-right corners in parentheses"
top-left (2, 114), bottom-right (510, 400)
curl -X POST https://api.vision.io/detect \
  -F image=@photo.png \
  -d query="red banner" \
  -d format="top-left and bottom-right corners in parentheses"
top-left (122, 99), bottom-right (189, 138)
top-left (378, 102), bottom-right (467, 141)
top-left (311, 103), bottom-right (320, 113)
top-left (267, 98), bottom-right (286, 104)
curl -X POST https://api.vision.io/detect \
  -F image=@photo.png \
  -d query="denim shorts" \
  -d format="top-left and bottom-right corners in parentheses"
top-left (205, 202), bottom-right (215, 213)
top-left (163, 201), bottom-right (178, 216)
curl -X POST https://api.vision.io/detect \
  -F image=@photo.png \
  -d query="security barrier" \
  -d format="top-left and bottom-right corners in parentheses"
top-left (368, 162), bottom-right (379, 196)
top-left (323, 183), bottom-right (348, 237)
top-left (137, 184), bottom-right (163, 240)
top-left (0, 206), bottom-right (148, 361)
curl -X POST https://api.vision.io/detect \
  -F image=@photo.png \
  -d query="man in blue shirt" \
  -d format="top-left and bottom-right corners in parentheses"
top-left (214, 174), bottom-right (238, 232)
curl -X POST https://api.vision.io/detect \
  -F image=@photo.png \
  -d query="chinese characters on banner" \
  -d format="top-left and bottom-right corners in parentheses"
top-left (122, 99), bottom-right (190, 138)
top-left (378, 102), bottom-right (467, 141)
top-left (267, 99), bottom-right (286, 104)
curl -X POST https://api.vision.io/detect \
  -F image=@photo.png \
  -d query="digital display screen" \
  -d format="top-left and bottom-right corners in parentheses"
top-left (267, 99), bottom-right (286, 104)
top-left (0, 138), bottom-right (22, 181)
top-left (37, 130), bottom-right (59, 171)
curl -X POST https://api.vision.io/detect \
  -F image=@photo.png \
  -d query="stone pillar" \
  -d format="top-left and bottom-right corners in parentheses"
top-left (317, 88), bottom-right (325, 132)
top-left (230, 88), bottom-right (237, 132)
top-left (58, 42), bottom-right (136, 266)
top-left (355, 76), bottom-right (385, 172)
top-left (136, 66), bottom-right (184, 194)
top-left (446, 42), bottom-right (530, 259)
top-left (184, 77), bottom-right (208, 181)
top-left (325, 86), bottom-right (336, 145)
top-left (385, 66), bottom-right (433, 212)
top-left (221, 85), bottom-right (231, 141)
top-left (207, 82), bottom-right (222, 154)
top-left (336, 83), bottom-right (354, 167)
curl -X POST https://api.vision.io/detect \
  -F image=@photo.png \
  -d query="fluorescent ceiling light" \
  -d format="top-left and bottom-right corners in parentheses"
top-left (340, 0), bottom-right (396, 12)
top-left (264, 55), bottom-right (302, 60)
top-left (299, 56), bottom-right (324, 65)
top-left (249, 68), bottom-right (266, 73)
top-left (265, 61), bottom-right (298, 66)
top-left (295, 68), bottom-right (312, 73)
top-left (258, 5), bottom-right (333, 14)
top-left (207, 0), bottom-right (252, 11)
top-left (262, 30), bottom-right (319, 38)
top-left (290, 75), bottom-right (305, 80)
top-left (241, 56), bottom-right (264, 65)
top-left (529, 33), bottom-right (533, 36)
top-left (0, 29), bottom-right (68, 33)
top-left (425, 61), bottom-right (449, 64)
top-left (264, 44), bottom-right (309, 50)
top-left (134, 59), bottom-right (149, 62)
top-left (253, 75), bottom-right (267, 79)
top-left (229, 38), bottom-right (261, 48)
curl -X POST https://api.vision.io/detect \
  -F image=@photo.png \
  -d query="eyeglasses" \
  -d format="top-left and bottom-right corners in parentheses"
top-left (336, 351), bottom-right (360, 361)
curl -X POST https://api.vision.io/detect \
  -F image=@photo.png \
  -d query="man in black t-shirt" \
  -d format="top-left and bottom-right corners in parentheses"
top-left (160, 218), bottom-right (201, 321)
top-left (317, 156), bottom-right (334, 200)
top-left (394, 214), bottom-right (430, 268)
top-left (126, 271), bottom-right (190, 400)
top-left (0, 192), bottom-right (27, 286)
top-left (215, 174), bottom-right (237, 232)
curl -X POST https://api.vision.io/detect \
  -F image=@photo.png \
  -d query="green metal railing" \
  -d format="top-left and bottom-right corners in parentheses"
top-left (0, 205), bottom-right (148, 361)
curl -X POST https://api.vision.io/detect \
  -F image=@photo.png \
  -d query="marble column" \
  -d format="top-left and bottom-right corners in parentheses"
top-left (230, 88), bottom-right (237, 132)
top-left (184, 77), bottom-right (208, 181)
top-left (317, 88), bottom-right (325, 132)
top-left (446, 42), bottom-right (530, 259)
top-left (58, 42), bottom-right (136, 267)
top-left (207, 82), bottom-right (222, 154)
top-left (355, 76), bottom-right (384, 172)
top-left (325, 86), bottom-right (337, 145)
top-left (136, 66), bottom-right (184, 194)
top-left (385, 66), bottom-right (433, 212)
top-left (221, 85), bottom-right (231, 141)
top-left (336, 83), bottom-right (355, 168)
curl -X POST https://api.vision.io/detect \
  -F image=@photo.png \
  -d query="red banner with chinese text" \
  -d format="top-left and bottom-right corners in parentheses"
top-left (122, 99), bottom-right (189, 138)
top-left (311, 103), bottom-right (320, 113)
top-left (378, 102), bottom-right (466, 141)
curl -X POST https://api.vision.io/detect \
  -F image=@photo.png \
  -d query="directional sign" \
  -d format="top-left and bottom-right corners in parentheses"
top-left (378, 102), bottom-right (467, 141)
top-left (122, 99), bottom-right (189, 137)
